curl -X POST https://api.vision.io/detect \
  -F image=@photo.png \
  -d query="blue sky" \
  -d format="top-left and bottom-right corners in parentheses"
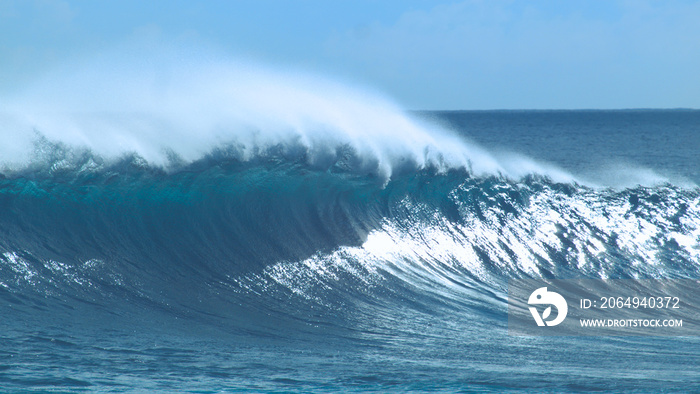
top-left (1, 0), bottom-right (699, 109)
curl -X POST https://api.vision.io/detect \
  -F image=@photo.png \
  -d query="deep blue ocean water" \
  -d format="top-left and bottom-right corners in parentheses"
top-left (1, 109), bottom-right (700, 392)
top-left (426, 110), bottom-right (700, 186)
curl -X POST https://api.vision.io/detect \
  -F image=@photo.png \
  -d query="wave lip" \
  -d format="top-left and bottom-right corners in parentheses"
top-left (3, 46), bottom-right (615, 187)
top-left (1, 47), bottom-right (490, 181)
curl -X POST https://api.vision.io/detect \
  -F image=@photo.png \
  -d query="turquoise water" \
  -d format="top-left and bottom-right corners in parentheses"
top-left (1, 110), bottom-right (699, 392)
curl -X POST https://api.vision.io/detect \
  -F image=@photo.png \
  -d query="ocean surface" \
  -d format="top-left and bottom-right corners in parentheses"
top-left (1, 108), bottom-right (700, 392)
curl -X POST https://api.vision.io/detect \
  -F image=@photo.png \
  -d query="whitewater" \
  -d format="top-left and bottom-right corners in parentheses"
top-left (1, 49), bottom-right (700, 392)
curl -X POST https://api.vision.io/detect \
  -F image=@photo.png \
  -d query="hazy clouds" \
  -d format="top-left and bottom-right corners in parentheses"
top-left (1, 0), bottom-right (699, 109)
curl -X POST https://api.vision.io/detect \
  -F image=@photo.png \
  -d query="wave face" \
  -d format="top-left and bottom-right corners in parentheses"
top-left (2, 147), bottom-right (700, 390)
top-left (2, 52), bottom-right (700, 391)
top-left (2, 152), bottom-right (699, 319)
top-left (2, 135), bottom-right (700, 392)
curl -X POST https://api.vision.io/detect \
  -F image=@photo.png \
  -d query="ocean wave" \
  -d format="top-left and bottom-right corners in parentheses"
top-left (2, 48), bottom-right (698, 331)
top-left (1, 156), bottom-right (698, 327)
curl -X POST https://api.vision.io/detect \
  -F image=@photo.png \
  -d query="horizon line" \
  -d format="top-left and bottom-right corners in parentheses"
top-left (410, 108), bottom-right (700, 112)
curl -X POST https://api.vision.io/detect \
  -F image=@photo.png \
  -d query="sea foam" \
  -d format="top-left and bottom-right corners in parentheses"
top-left (1, 45), bottom-right (504, 179)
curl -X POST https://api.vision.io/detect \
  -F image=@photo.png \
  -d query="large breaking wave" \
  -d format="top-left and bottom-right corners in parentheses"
top-left (1, 48), bottom-right (699, 334)
top-left (2, 156), bottom-right (699, 330)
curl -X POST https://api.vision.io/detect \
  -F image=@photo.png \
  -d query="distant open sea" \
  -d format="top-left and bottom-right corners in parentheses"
top-left (1, 109), bottom-right (699, 392)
